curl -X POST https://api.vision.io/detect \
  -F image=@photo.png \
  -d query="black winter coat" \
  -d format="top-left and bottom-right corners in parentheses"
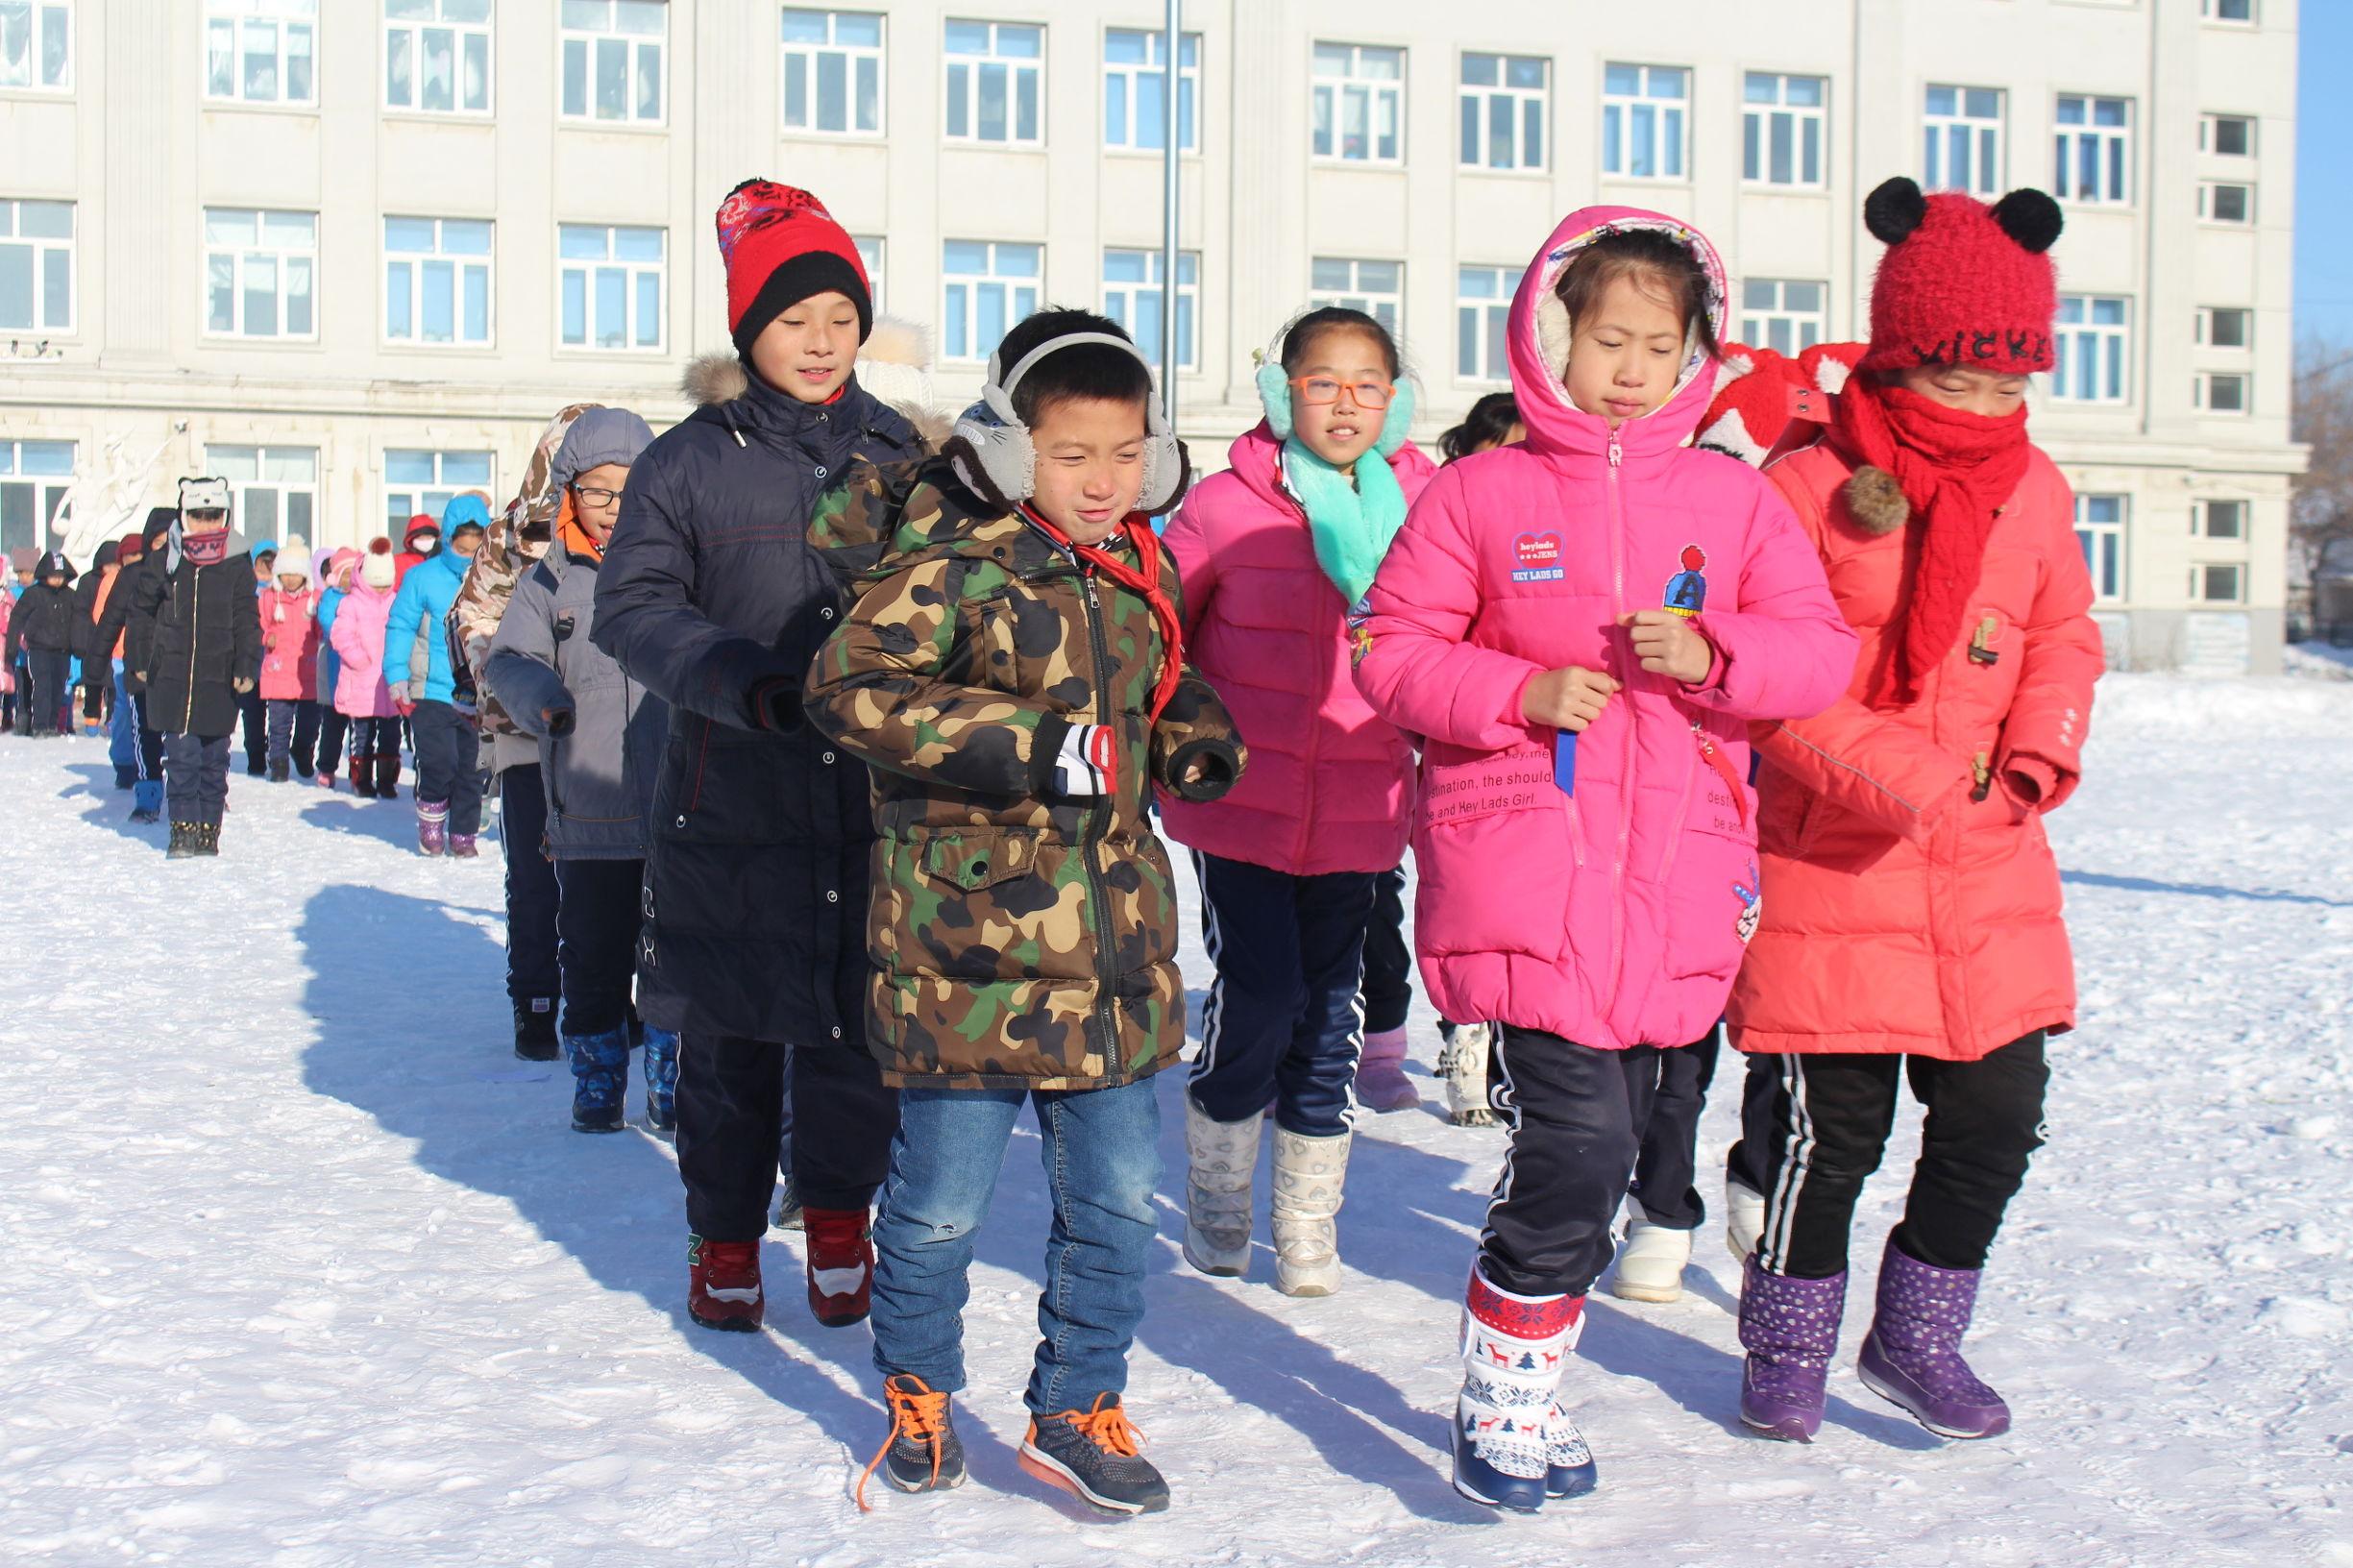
top-left (127, 533), bottom-right (262, 737)
top-left (8, 582), bottom-right (82, 655)
top-left (96, 512), bottom-right (180, 693)
top-left (592, 361), bottom-right (926, 1044)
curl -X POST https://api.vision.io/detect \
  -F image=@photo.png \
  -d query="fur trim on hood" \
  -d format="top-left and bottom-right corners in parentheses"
top-left (681, 311), bottom-right (954, 448)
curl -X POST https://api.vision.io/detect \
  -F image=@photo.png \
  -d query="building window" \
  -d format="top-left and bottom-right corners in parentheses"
top-left (0, 198), bottom-right (73, 332)
top-left (208, 445), bottom-right (318, 542)
top-left (557, 224), bottom-right (663, 353)
top-left (1460, 53), bottom-right (1547, 172)
top-left (2053, 94), bottom-right (2131, 205)
top-left (559, 0), bottom-right (664, 125)
top-left (385, 0), bottom-right (490, 114)
top-left (1739, 279), bottom-right (1827, 355)
top-left (780, 9), bottom-right (882, 136)
top-left (2194, 563), bottom-right (2244, 603)
top-left (944, 19), bottom-right (1041, 145)
top-left (2199, 113), bottom-right (2254, 158)
top-left (2194, 371), bottom-right (2249, 414)
top-left (2052, 295), bottom-right (2130, 404)
top-left (1923, 86), bottom-right (2002, 196)
top-left (1311, 42), bottom-right (1404, 164)
top-left (385, 448), bottom-right (493, 530)
top-left (2196, 499), bottom-right (2246, 540)
top-left (2196, 306), bottom-right (2251, 349)
top-left (204, 208), bottom-right (316, 339)
top-left (1104, 27), bottom-right (1197, 153)
top-left (2202, 0), bottom-right (2254, 21)
top-left (0, 438), bottom-right (72, 556)
top-left (852, 233), bottom-right (883, 311)
top-left (0, 1), bottom-right (72, 91)
top-left (2074, 494), bottom-right (2125, 602)
top-left (941, 239), bottom-right (1039, 362)
top-left (383, 216), bottom-right (492, 347)
top-left (2198, 182), bottom-right (2255, 225)
top-left (1601, 63), bottom-right (1687, 181)
top-left (1455, 264), bottom-right (1513, 382)
top-left (205, 0), bottom-right (316, 106)
top-left (1309, 257), bottom-right (1402, 334)
top-left (1743, 73), bottom-right (1826, 188)
top-left (1102, 248), bottom-right (1197, 372)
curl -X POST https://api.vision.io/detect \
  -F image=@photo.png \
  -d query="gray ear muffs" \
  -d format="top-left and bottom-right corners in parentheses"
top-left (947, 331), bottom-right (1188, 515)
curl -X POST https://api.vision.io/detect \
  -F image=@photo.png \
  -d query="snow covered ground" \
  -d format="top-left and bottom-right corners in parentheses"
top-left (3, 674), bottom-right (2349, 1567)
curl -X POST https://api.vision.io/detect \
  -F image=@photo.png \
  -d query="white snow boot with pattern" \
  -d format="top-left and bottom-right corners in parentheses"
top-left (1271, 1127), bottom-right (1352, 1297)
top-left (1183, 1098), bottom-right (1261, 1278)
top-left (1438, 1021), bottom-right (1500, 1128)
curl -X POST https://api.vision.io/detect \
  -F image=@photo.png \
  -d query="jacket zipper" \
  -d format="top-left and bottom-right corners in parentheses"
top-left (1078, 562), bottom-right (1121, 1072)
top-left (1605, 432), bottom-right (1630, 1018)
top-left (1276, 478), bottom-right (1327, 870)
top-left (181, 564), bottom-right (203, 733)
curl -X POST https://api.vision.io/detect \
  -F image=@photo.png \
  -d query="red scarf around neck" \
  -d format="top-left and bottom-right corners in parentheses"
top-left (1835, 379), bottom-right (2031, 702)
top-left (181, 527), bottom-right (231, 568)
top-left (1018, 504), bottom-right (1184, 723)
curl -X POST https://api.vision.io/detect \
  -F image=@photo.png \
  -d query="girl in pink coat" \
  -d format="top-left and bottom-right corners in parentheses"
top-left (1160, 306), bottom-right (1435, 1299)
top-left (1352, 208), bottom-right (1856, 1511)
top-left (257, 542), bottom-right (322, 782)
top-left (329, 538), bottom-right (404, 798)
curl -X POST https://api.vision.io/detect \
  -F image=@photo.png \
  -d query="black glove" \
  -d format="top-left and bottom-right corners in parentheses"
top-left (748, 675), bottom-right (804, 733)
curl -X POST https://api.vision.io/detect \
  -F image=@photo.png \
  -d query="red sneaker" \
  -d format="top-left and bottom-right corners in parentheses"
top-left (804, 1207), bottom-right (874, 1327)
top-left (687, 1235), bottom-right (764, 1332)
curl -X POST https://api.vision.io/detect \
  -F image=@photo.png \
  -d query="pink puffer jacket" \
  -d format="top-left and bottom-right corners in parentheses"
top-left (1353, 206), bottom-right (1858, 1050)
top-left (257, 584), bottom-right (320, 701)
top-left (328, 580), bottom-right (401, 719)
top-left (1158, 422), bottom-right (1436, 876)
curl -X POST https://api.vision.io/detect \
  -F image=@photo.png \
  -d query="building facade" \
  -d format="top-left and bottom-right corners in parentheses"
top-left (0, 0), bottom-right (2302, 671)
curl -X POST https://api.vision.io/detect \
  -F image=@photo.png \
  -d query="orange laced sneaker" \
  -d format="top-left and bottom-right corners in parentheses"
top-left (1017, 1393), bottom-right (1169, 1514)
top-left (856, 1375), bottom-right (966, 1509)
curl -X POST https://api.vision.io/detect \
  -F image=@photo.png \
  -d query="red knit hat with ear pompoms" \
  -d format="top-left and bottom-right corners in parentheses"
top-left (1859, 178), bottom-right (2063, 378)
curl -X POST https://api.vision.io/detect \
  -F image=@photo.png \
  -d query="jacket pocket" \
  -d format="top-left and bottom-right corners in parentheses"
top-left (890, 827), bottom-right (1091, 984)
top-left (652, 717), bottom-right (795, 844)
top-left (1412, 749), bottom-right (1574, 960)
top-left (1662, 823), bottom-right (1760, 982)
top-left (921, 828), bottom-right (1037, 892)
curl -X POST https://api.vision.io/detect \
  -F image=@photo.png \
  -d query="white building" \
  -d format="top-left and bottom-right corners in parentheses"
top-left (0, 0), bottom-right (2302, 672)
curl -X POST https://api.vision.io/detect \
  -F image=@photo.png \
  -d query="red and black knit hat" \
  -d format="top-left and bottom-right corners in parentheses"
top-left (1859, 177), bottom-right (2063, 378)
top-left (715, 179), bottom-right (871, 356)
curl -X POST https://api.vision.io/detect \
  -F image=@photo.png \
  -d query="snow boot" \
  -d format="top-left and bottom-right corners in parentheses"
top-left (1181, 1097), bottom-right (1261, 1278)
top-left (772, 1167), bottom-right (803, 1232)
top-left (1019, 1395), bottom-right (1168, 1515)
top-left (564, 1027), bottom-right (629, 1133)
top-left (416, 797), bottom-right (449, 856)
top-left (112, 765), bottom-right (135, 791)
top-left (375, 751), bottom-right (401, 799)
top-left (1856, 1238), bottom-right (2011, 1439)
top-left (512, 996), bottom-right (559, 1062)
top-left (449, 832), bottom-right (478, 859)
top-left (1270, 1127), bottom-right (1350, 1297)
top-left (856, 1374), bottom-right (968, 1509)
top-left (641, 1027), bottom-right (678, 1134)
top-left (1354, 1026), bottom-right (1421, 1113)
top-left (131, 778), bottom-right (163, 822)
top-left (165, 821), bottom-right (202, 859)
top-left (1737, 1253), bottom-right (1847, 1442)
top-left (1438, 1021), bottom-right (1500, 1128)
top-left (196, 822), bottom-right (220, 857)
top-left (686, 1234), bottom-right (763, 1332)
top-left (313, 769), bottom-right (335, 790)
top-left (1542, 1400), bottom-right (1598, 1500)
top-left (1609, 1201), bottom-right (1693, 1304)
top-left (803, 1207), bottom-right (874, 1327)
top-left (268, 756), bottom-right (290, 783)
top-left (350, 753), bottom-right (377, 798)
top-left (1726, 1172), bottom-right (1767, 1263)
top-left (1453, 1266), bottom-right (1581, 1512)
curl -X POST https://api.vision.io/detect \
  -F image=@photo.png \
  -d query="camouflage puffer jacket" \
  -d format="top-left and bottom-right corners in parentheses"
top-left (805, 458), bottom-right (1246, 1092)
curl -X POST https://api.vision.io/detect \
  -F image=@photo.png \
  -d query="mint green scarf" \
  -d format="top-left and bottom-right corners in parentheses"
top-left (1284, 439), bottom-right (1407, 607)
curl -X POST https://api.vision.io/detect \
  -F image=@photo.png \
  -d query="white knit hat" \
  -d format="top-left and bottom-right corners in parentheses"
top-left (359, 537), bottom-right (396, 589)
top-left (275, 538), bottom-right (311, 580)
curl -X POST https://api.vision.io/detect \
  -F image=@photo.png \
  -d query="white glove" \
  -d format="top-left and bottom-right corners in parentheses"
top-left (1050, 723), bottom-right (1117, 798)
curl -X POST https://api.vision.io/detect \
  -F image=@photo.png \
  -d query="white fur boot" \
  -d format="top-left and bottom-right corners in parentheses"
top-left (1608, 1200), bottom-right (1694, 1304)
top-left (1438, 1021), bottom-right (1500, 1128)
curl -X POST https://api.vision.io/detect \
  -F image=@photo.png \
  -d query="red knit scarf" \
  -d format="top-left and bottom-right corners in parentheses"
top-left (1018, 504), bottom-right (1184, 723)
top-left (1835, 380), bottom-right (2031, 702)
top-left (180, 526), bottom-right (231, 568)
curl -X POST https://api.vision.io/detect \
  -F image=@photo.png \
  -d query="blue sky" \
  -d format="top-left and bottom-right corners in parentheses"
top-left (2296, 2), bottom-right (2352, 345)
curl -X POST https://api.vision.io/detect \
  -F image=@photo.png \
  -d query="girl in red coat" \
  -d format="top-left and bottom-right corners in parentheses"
top-left (1728, 180), bottom-right (2105, 1445)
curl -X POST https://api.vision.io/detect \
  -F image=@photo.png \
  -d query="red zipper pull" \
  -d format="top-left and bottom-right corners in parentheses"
top-left (1695, 723), bottom-right (1749, 828)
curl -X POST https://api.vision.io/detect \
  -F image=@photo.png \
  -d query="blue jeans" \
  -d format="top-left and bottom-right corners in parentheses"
top-left (109, 662), bottom-right (136, 776)
top-left (870, 1075), bottom-right (1162, 1415)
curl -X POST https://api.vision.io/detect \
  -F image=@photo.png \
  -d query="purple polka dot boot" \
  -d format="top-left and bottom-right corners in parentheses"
top-left (1856, 1237), bottom-right (2011, 1440)
top-left (1737, 1253), bottom-right (1847, 1442)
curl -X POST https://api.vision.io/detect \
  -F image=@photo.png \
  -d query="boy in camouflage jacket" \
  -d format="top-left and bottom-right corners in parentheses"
top-left (805, 311), bottom-right (1242, 1518)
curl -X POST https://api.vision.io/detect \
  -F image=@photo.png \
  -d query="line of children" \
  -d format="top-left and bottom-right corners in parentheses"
top-left (1352, 206), bottom-right (1857, 1510)
top-left (1160, 306), bottom-right (1434, 1296)
top-left (804, 307), bottom-right (1243, 1516)
top-left (486, 407), bottom-right (675, 1132)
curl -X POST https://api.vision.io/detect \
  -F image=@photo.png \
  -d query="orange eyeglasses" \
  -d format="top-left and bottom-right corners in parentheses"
top-left (1287, 376), bottom-right (1397, 409)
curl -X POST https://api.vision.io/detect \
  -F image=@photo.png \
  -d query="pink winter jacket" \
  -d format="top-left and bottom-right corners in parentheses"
top-left (1158, 422), bottom-right (1437, 876)
top-left (257, 584), bottom-right (321, 701)
top-left (1352, 207), bottom-right (1858, 1050)
top-left (329, 580), bottom-right (402, 719)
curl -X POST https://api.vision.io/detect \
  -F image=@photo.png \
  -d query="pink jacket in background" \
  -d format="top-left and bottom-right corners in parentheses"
top-left (1159, 422), bottom-right (1436, 876)
top-left (257, 583), bottom-right (321, 701)
top-left (1353, 206), bottom-right (1857, 1050)
top-left (328, 580), bottom-right (402, 719)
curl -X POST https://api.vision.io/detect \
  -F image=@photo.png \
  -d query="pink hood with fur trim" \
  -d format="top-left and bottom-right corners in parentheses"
top-left (1351, 207), bottom-right (1857, 1049)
